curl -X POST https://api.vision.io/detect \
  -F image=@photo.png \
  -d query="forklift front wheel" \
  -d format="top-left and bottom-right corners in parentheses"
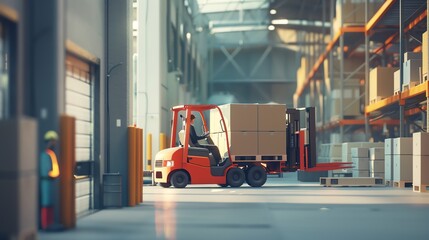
top-left (226, 168), bottom-right (245, 188)
top-left (170, 170), bottom-right (189, 188)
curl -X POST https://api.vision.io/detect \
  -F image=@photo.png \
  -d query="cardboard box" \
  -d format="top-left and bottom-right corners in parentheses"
top-left (370, 147), bottom-right (385, 160)
top-left (393, 155), bottom-right (413, 181)
top-left (352, 157), bottom-right (369, 171)
top-left (218, 131), bottom-right (258, 156)
top-left (404, 52), bottom-right (422, 62)
top-left (258, 132), bottom-right (286, 155)
top-left (369, 67), bottom-right (398, 103)
top-left (0, 119), bottom-right (38, 172)
top-left (370, 172), bottom-right (385, 178)
top-left (370, 160), bottom-right (385, 172)
top-left (385, 138), bottom-right (394, 155)
top-left (403, 59), bottom-right (422, 87)
top-left (385, 154), bottom-right (394, 181)
top-left (394, 70), bottom-right (401, 93)
top-left (0, 175), bottom-right (37, 235)
top-left (423, 31), bottom-right (428, 79)
top-left (211, 104), bottom-right (258, 133)
top-left (352, 170), bottom-right (369, 178)
top-left (351, 148), bottom-right (369, 158)
top-left (413, 132), bottom-right (429, 156)
top-left (393, 137), bottom-right (413, 155)
top-left (413, 155), bottom-right (429, 187)
top-left (257, 104), bottom-right (286, 132)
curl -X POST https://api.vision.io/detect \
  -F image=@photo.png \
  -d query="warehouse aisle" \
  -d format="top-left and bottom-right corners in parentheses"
top-left (39, 174), bottom-right (429, 240)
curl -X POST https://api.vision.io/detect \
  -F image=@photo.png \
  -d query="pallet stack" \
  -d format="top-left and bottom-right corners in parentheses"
top-left (393, 137), bottom-right (413, 188)
top-left (413, 132), bottom-right (429, 193)
top-left (351, 147), bottom-right (369, 177)
top-left (370, 147), bottom-right (385, 178)
top-left (384, 138), bottom-right (394, 186)
top-left (342, 142), bottom-right (384, 177)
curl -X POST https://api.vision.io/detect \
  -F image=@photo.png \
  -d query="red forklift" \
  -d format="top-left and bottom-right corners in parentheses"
top-left (154, 104), bottom-right (350, 188)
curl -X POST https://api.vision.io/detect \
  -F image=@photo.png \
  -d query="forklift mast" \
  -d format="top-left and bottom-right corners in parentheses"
top-left (285, 107), bottom-right (316, 170)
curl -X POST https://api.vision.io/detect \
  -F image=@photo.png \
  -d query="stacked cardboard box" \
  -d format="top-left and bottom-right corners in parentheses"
top-left (369, 147), bottom-right (385, 178)
top-left (394, 70), bottom-right (401, 94)
top-left (369, 67), bottom-right (399, 103)
top-left (384, 138), bottom-right (394, 185)
top-left (413, 132), bottom-right (429, 192)
top-left (393, 138), bottom-right (413, 184)
top-left (0, 119), bottom-right (38, 239)
top-left (342, 142), bottom-right (384, 176)
top-left (403, 59), bottom-right (421, 88)
top-left (351, 147), bottom-right (369, 177)
top-left (210, 104), bottom-right (258, 157)
top-left (211, 104), bottom-right (286, 157)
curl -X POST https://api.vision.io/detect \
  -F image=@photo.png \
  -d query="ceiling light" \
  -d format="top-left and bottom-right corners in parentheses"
top-left (270, 9), bottom-right (277, 15)
top-left (268, 25), bottom-right (275, 31)
top-left (272, 19), bottom-right (289, 25)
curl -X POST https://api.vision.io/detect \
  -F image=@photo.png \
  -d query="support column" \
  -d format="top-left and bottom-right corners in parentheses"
top-left (138, 0), bottom-right (168, 169)
top-left (365, 0), bottom-right (370, 139)
top-left (399, 0), bottom-right (405, 137)
top-left (339, 0), bottom-right (344, 142)
top-left (107, 0), bottom-right (132, 206)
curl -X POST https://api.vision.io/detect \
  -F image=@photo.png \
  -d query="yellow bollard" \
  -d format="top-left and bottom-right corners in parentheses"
top-left (159, 133), bottom-right (167, 150)
top-left (146, 133), bottom-right (152, 170)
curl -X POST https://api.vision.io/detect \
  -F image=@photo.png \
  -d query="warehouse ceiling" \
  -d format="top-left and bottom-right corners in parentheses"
top-left (191, 0), bottom-right (332, 49)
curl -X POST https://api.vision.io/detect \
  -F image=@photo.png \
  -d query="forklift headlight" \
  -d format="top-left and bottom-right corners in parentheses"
top-left (163, 160), bottom-right (174, 167)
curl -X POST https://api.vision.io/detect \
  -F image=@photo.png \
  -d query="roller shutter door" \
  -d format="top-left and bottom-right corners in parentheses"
top-left (65, 55), bottom-right (93, 217)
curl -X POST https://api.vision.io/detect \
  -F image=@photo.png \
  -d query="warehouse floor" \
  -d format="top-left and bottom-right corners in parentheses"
top-left (39, 173), bottom-right (429, 240)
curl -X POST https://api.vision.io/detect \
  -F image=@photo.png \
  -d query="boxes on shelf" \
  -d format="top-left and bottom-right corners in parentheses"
top-left (394, 70), bottom-right (400, 94)
top-left (404, 52), bottom-right (422, 62)
top-left (393, 155), bottom-right (413, 182)
top-left (413, 132), bottom-right (429, 156)
top-left (393, 137), bottom-right (413, 155)
top-left (403, 59), bottom-right (421, 88)
top-left (369, 67), bottom-right (398, 103)
top-left (258, 132), bottom-right (286, 155)
top-left (257, 104), bottom-right (286, 132)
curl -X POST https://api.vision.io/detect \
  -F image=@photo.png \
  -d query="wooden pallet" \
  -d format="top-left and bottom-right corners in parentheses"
top-left (393, 180), bottom-right (413, 188)
top-left (413, 184), bottom-right (429, 193)
top-left (370, 96), bottom-right (383, 104)
top-left (232, 154), bottom-right (287, 162)
top-left (402, 82), bottom-right (419, 91)
top-left (320, 177), bottom-right (384, 187)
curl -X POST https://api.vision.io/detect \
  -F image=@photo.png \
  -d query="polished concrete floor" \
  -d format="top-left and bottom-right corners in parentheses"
top-left (39, 173), bottom-right (429, 240)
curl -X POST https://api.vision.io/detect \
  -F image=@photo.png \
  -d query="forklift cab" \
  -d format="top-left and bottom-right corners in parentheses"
top-left (154, 105), bottom-right (238, 188)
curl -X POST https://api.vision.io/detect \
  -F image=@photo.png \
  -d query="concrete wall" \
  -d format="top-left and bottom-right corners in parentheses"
top-left (66, 0), bottom-right (106, 208)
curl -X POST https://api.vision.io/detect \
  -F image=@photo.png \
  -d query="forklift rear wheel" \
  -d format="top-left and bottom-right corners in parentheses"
top-left (226, 168), bottom-right (245, 188)
top-left (170, 171), bottom-right (189, 188)
top-left (160, 182), bottom-right (171, 188)
top-left (218, 184), bottom-right (228, 188)
top-left (246, 165), bottom-right (267, 187)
